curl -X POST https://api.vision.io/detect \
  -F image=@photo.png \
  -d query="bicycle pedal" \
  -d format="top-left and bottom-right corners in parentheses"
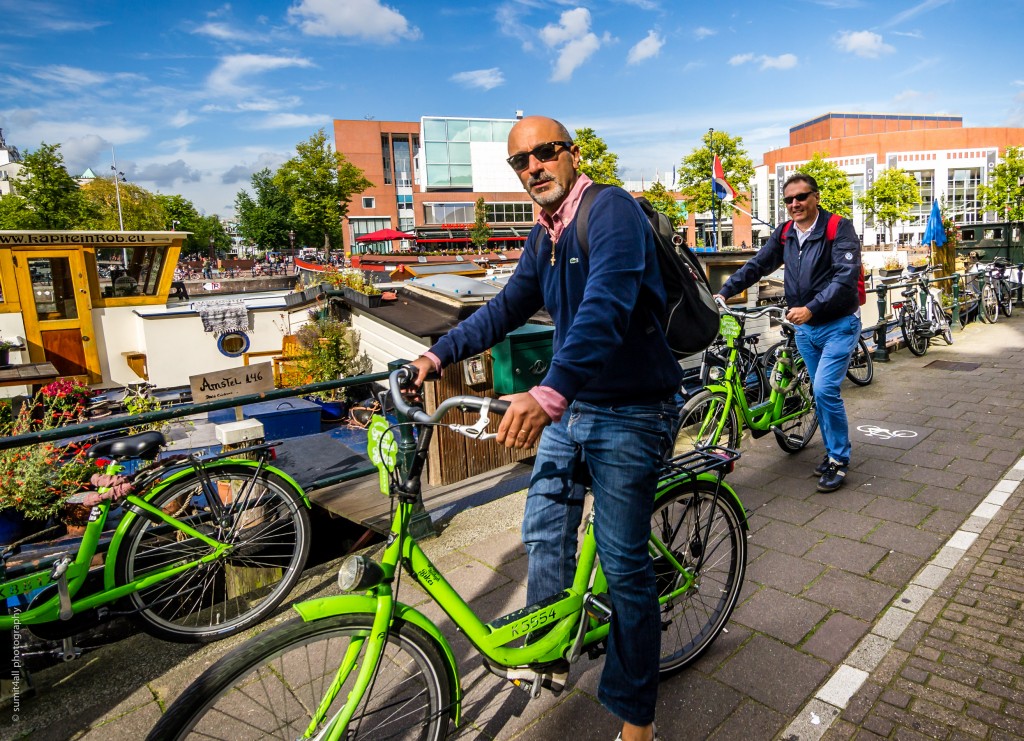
top-left (505, 665), bottom-right (569, 698)
top-left (584, 594), bottom-right (613, 625)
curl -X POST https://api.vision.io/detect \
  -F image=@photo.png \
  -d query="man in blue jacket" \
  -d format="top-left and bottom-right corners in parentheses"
top-left (716, 173), bottom-right (861, 492)
top-left (407, 116), bottom-right (679, 741)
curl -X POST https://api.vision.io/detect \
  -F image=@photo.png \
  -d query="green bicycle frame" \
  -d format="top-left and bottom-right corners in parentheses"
top-left (0, 457), bottom-right (307, 629)
top-left (288, 467), bottom-right (746, 740)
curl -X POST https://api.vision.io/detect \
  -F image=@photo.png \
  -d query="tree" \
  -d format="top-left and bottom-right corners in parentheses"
top-left (236, 168), bottom-right (292, 253)
top-left (470, 197), bottom-right (492, 254)
top-left (796, 152), bottom-right (853, 218)
top-left (273, 129), bottom-right (373, 258)
top-left (155, 194), bottom-right (205, 256)
top-left (859, 168), bottom-right (920, 245)
top-left (644, 182), bottom-right (685, 228)
top-left (0, 194), bottom-right (42, 229)
top-left (81, 177), bottom-right (166, 230)
top-left (976, 145), bottom-right (1024, 223)
top-left (9, 142), bottom-right (92, 228)
top-left (574, 127), bottom-right (622, 186)
top-left (677, 130), bottom-right (755, 216)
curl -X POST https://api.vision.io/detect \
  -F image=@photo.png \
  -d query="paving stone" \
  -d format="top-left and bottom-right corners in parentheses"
top-left (847, 633), bottom-right (896, 673)
top-left (758, 495), bottom-right (827, 526)
top-left (806, 536), bottom-right (889, 574)
top-left (706, 698), bottom-right (786, 741)
top-left (867, 522), bottom-right (945, 559)
top-left (751, 519), bottom-right (824, 557)
top-left (746, 549), bottom-right (826, 594)
top-left (860, 497), bottom-right (933, 527)
top-left (732, 586), bottom-right (829, 644)
top-left (655, 670), bottom-right (743, 739)
top-left (804, 568), bottom-right (898, 622)
top-left (714, 635), bottom-right (830, 715)
top-left (780, 697), bottom-right (842, 741)
top-left (801, 613), bottom-right (870, 665)
top-left (805, 508), bottom-right (881, 539)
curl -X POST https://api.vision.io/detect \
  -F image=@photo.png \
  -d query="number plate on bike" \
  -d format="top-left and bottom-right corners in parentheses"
top-left (719, 314), bottom-right (741, 341)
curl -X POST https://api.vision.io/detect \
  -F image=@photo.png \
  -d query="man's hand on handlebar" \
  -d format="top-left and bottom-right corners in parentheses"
top-left (495, 393), bottom-right (550, 450)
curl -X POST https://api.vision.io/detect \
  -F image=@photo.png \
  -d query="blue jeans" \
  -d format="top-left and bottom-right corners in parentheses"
top-left (522, 399), bottom-right (675, 726)
top-left (794, 314), bottom-right (861, 464)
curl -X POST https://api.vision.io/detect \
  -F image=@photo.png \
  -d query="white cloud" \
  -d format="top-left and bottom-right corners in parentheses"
top-left (169, 110), bottom-right (197, 128)
top-left (682, 61), bottom-right (705, 73)
top-left (893, 89), bottom-right (922, 104)
top-left (730, 53), bottom-right (797, 70)
top-left (206, 54), bottom-right (314, 98)
top-left (891, 30), bottom-right (923, 38)
top-left (627, 31), bottom-right (663, 65)
top-left (34, 65), bottom-right (114, 88)
top-left (249, 113), bottom-right (332, 130)
top-left (135, 160), bottom-right (203, 187)
top-left (450, 68), bottom-right (505, 91)
top-left (881, 0), bottom-right (953, 30)
top-left (192, 22), bottom-right (251, 42)
top-left (288, 0), bottom-right (421, 43)
top-left (693, 27), bottom-right (716, 40)
top-left (836, 30), bottom-right (895, 58)
top-left (760, 53), bottom-right (798, 70)
top-left (540, 8), bottom-right (604, 83)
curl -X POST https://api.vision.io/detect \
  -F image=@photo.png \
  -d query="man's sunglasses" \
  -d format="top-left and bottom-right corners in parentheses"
top-left (783, 191), bottom-right (817, 205)
top-left (506, 141), bottom-right (574, 172)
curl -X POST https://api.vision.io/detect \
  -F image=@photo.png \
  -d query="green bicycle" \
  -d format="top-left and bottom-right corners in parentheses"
top-left (148, 366), bottom-right (748, 740)
top-left (675, 303), bottom-right (818, 455)
top-left (1, 430), bottom-right (312, 649)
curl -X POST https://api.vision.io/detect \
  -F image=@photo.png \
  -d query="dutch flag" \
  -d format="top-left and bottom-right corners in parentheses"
top-left (712, 155), bottom-right (737, 202)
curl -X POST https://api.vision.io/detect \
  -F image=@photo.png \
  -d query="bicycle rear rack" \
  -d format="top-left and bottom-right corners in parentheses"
top-left (659, 447), bottom-right (741, 482)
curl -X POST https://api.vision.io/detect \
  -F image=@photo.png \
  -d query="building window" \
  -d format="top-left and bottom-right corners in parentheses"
top-left (424, 202), bottom-right (474, 224)
top-left (393, 136), bottom-right (413, 186)
top-left (381, 135), bottom-right (392, 186)
top-left (908, 171), bottom-right (934, 226)
top-left (751, 184), bottom-right (759, 219)
top-left (948, 167), bottom-right (981, 224)
top-left (421, 117), bottom-right (514, 188)
top-left (95, 246), bottom-right (168, 299)
top-left (362, 197), bottom-right (375, 209)
top-left (485, 202), bottom-right (535, 223)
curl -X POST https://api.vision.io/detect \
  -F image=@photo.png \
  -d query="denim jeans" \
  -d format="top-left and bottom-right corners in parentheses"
top-left (794, 314), bottom-right (861, 464)
top-left (521, 399), bottom-right (675, 726)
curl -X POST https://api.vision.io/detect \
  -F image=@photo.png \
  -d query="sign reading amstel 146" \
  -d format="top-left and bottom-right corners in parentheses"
top-left (190, 362), bottom-right (274, 403)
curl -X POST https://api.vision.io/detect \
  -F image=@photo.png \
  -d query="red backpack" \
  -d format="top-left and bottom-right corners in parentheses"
top-left (780, 213), bottom-right (866, 306)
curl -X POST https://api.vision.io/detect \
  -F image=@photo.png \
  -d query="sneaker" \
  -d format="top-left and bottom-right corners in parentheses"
top-left (614, 723), bottom-right (660, 741)
top-left (817, 459), bottom-right (848, 492)
top-left (813, 454), bottom-right (830, 477)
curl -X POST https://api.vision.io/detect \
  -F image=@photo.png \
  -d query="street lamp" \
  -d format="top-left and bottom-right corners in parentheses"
top-left (289, 230), bottom-right (296, 259)
top-left (208, 235), bottom-right (216, 262)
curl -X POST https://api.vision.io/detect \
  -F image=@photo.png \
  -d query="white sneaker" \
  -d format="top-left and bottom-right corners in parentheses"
top-left (614, 723), bottom-right (660, 741)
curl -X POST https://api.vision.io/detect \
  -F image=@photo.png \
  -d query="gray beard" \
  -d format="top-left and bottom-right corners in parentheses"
top-left (528, 176), bottom-right (566, 207)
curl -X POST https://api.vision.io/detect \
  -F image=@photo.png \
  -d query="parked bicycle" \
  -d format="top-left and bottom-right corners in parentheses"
top-left (148, 366), bottom-right (748, 740)
top-left (845, 336), bottom-right (874, 386)
top-left (895, 264), bottom-right (952, 356)
top-left (1, 430), bottom-right (311, 653)
top-left (966, 257), bottom-right (1014, 324)
top-left (675, 302), bottom-right (817, 455)
top-left (697, 331), bottom-right (767, 405)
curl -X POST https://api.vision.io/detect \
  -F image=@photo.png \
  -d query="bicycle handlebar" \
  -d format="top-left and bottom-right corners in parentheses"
top-left (714, 297), bottom-right (796, 331)
top-left (389, 366), bottom-right (511, 438)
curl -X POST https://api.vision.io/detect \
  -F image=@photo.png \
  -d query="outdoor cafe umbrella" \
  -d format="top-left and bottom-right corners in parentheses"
top-left (921, 199), bottom-right (948, 273)
top-left (354, 228), bottom-right (415, 255)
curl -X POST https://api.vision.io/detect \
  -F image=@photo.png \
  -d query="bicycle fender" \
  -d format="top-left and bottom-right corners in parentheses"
top-left (702, 383), bottom-right (730, 396)
top-left (293, 595), bottom-right (463, 724)
top-left (657, 474), bottom-right (749, 531)
top-left (103, 461), bottom-right (311, 590)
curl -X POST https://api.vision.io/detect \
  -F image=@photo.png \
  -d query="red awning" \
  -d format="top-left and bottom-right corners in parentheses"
top-left (416, 236), bottom-right (527, 244)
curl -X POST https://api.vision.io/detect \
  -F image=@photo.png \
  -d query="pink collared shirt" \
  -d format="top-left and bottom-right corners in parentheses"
top-left (421, 174), bottom-right (595, 423)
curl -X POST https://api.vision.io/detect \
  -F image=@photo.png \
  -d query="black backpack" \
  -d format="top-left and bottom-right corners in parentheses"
top-left (576, 184), bottom-right (720, 358)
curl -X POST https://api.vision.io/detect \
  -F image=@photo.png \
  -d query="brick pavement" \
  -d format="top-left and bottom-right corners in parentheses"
top-left (2, 314), bottom-right (1023, 740)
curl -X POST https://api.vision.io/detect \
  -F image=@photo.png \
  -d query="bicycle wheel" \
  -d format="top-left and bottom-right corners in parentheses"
top-left (115, 466), bottom-right (311, 642)
top-left (928, 297), bottom-right (953, 345)
top-left (900, 307), bottom-right (928, 356)
top-left (701, 346), bottom-right (766, 406)
top-left (999, 281), bottom-right (1013, 317)
top-left (774, 360), bottom-right (818, 453)
top-left (980, 283), bottom-right (999, 323)
top-left (651, 478), bottom-right (746, 674)
top-left (147, 614), bottom-right (451, 741)
top-left (845, 337), bottom-right (874, 386)
top-left (672, 390), bottom-right (740, 455)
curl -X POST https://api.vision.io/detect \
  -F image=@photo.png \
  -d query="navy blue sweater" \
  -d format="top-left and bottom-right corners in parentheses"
top-left (720, 208), bottom-right (861, 325)
top-left (429, 186), bottom-right (682, 406)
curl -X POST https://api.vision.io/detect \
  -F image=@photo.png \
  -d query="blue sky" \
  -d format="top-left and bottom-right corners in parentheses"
top-left (1, 0), bottom-right (1021, 218)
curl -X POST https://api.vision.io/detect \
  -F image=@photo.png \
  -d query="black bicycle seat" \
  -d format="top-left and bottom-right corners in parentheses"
top-left (87, 430), bottom-right (166, 461)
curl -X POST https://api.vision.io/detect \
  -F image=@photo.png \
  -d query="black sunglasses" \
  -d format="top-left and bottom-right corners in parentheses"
top-left (506, 141), bottom-right (574, 172)
top-left (783, 191), bottom-right (817, 205)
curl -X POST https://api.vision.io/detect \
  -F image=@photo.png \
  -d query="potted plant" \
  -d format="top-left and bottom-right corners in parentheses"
top-left (0, 337), bottom-right (17, 368)
top-left (295, 314), bottom-right (373, 419)
top-left (38, 378), bottom-right (93, 426)
top-left (877, 256), bottom-right (904, 280)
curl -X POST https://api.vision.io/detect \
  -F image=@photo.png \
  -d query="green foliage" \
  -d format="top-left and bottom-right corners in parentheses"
top-left (796, 152), bottom-right (853, 218)
top-left (859, 168), bottom-right (921, 244)
top-left (81, 177), bottom-right (167, 230)
top-left (295, 315), bottom-right (373, 400)
top-left (0, 193), bottom-right (42, 229)
top-left (7, 142), bottom-right (93, 228)
top-left (236, 168), bottom-right (293, 252)
top-left (155, 194), bottom-right (208, 254)
top-left (470, 197), bottom-right (492, 253)
top-left (644, 182), bottom-right (685, 227)
top-left (677, 130), bottom-right (755, 215)
top-left (574, 128), bottom-right (622, 186)
top-left (274, 129), bottom-right (373, 257)
top-left (976, 146), bottom-right (1024, 222)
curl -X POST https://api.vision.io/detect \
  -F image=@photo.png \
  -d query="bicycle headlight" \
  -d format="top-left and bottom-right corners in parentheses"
top-left (338, 555), bottom-right (385, 592)
top-left (708, 366), bottom-right (724, 381)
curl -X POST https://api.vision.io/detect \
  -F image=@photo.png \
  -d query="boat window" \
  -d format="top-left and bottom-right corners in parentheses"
top-left (217, 332), bottom-right (251, 357)
top-left (95, 246), bottom-right (168, 298)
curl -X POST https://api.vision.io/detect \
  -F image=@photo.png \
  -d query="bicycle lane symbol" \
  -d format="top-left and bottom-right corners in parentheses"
top-left (851, 420), bottom-right (932, 450)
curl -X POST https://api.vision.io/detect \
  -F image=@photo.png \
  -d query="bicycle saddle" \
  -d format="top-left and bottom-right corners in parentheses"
top-left (87, 430), bottom-right (166, 461)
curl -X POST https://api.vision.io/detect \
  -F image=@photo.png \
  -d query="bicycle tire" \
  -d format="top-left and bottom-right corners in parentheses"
top-left (980, 283), bottom-right (999, 323)
top-left (900, 307), bottom-right (928, 356)
top-left (672, 390), bottom-right (740, 455)
top-left (774, 359), bottom-right (818, 453)
top-left (701, 345), bottom-right (767, 406)
top-left (114, 465), bottom-right (311, 642)
top-left (845, 337), bottom-right (874, 386)
top-left (1000, 281), bottom-right (1013, 317)
top-left (652, 478), bottom-right (746, 674)
top-left (928, 297), bottom-right (953, 345)
top-left (147, 614), bottom-right (451, 741)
